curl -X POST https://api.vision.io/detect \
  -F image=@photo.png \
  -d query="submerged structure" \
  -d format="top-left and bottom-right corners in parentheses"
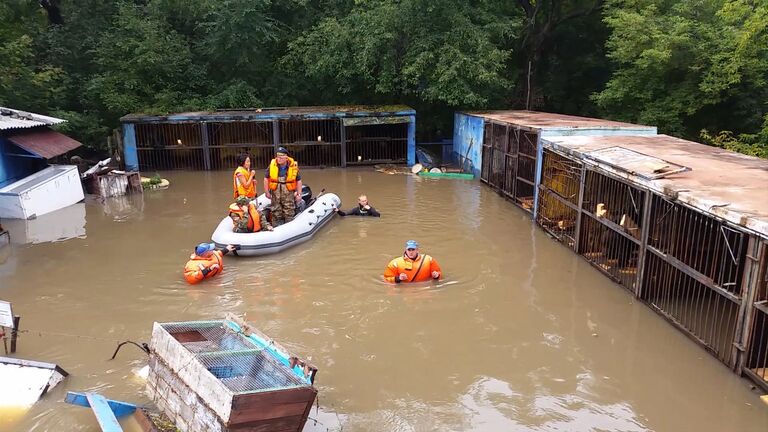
top-left (121, 105), bottom-right (416, 171)
top-left (0, 108), bottom-right (83, 219)
top-left (454, 111), bottom-right (768, 392)
top-left (147, 314), bottom-right (317, 432)
top-left (453, 111), bottom-right (656, 212)
top-left (0, 356), bottom-right (68, 408)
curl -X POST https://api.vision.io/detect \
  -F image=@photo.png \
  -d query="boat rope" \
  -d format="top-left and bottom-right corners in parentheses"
top-left (14, 328), bottom-right (130, 343)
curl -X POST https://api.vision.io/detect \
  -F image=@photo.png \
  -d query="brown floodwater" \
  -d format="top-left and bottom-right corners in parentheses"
top-left (1, 169), bottom-right (767, 432)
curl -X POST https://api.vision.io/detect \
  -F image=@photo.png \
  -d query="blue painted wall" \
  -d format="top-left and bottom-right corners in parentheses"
top-left (407, 115), bottom-right (416, 166)
top-left (452, 113), bottom-right (484, 177)
top-left (0, 137), bottom-right (44, 188)
top-left (123, 124), bottom-right (139, 172)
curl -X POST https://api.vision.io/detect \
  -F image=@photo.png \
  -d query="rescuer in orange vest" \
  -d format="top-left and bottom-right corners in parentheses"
top-left (229, 196), bottom-right (273, 233)
top-left (183, 243), bottom-right (236, 285)
top-left (263, 147), bottom-right (302, 226)
top-left (233, 153), bottom-right (257, 199)
top-left (384, 240), bottom-right (442, 283)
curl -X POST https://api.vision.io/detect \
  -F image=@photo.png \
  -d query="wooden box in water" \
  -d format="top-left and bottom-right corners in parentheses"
top-left (85, 171), bottom-right (142, 198)
top-left (147, 314), bottom-right (317, 432)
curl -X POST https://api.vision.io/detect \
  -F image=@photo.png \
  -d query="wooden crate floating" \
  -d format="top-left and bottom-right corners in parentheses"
top-left (147, 314), bottom-right (317, 432)
top-left (85, 171), bottom-right (143, 198)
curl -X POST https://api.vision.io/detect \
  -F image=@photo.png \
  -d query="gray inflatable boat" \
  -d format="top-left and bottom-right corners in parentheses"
top-left (211, 190), bottom-right (341, 256)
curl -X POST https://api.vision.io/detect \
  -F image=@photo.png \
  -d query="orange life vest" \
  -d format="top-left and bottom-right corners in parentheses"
top-left (228, 202), bottom-right (261, 232)
top-left (383, 254), bottom-right (442, 283)
top-left (233, 166), bottom-right (256, 199)
top-left (267, 157), bottom-right (299, 191)
top-left (183, 250), bottom-right (223, 285)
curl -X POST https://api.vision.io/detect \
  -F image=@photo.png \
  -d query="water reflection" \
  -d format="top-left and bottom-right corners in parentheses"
top-left (3, 202), bottom-right (86, 244)
top-left (1, 170), bottom-right (767, 432)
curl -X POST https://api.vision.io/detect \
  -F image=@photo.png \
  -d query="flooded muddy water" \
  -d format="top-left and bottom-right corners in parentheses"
top-left (1, 169), bottom-right (767, 431)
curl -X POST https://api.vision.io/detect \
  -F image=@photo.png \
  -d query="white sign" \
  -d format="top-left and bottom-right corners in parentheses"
top-left (0, 301), bottom-right (13, 328)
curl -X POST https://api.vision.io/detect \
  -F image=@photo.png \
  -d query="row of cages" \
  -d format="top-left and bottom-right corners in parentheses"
top-left (479, 122), bottom-right (538, 212)
top-left (132, 120), bottom-right (408, 170)
top-left (534, 148), bottom-right (768, 389)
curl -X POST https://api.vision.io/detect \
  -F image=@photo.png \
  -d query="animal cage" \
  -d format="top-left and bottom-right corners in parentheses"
top-left (123, 106), bottom-right (415, 171)
top-left (148, 316), bottom-right (317, 432)
top-left (577, 170), bottom-right (645, 290)
top-left (536, 149), bottom-right (583, 248)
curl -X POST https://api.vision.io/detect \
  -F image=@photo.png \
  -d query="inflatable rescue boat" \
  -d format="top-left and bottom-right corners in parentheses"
top-left (211, 186), bottom-right (340, 256)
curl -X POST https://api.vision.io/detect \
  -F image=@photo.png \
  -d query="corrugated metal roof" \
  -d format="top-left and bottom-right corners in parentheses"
top-left (463, 110), bottom-right (655, 131)
top-left (121, 105), bottom-right (416, 123)
top-left (7, 129), bottom-right (82, 159)
top-left (0, 107), bottom-right (65, 131)
top-left (542, 134), bottom-right (768, 239)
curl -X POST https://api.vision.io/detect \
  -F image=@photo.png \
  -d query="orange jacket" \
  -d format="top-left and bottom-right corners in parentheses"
top-left (267, 157), bottom-right (299, 191)
top-left (184, 250), bottom-right (223, 285)
top-left (233, 166), bottom-right (256, 199)
top-left (384, 254), bottom-right (442, 283)
top-left (228, 202), bottom-right (261, 232)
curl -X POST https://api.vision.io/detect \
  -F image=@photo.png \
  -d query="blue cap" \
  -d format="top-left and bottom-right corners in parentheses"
top-left (276, 147), bottom-right (289, 155)
top-left (405, 240), bottom-right (419, 249)
top-left (195, 243), bottom-right (215, 255)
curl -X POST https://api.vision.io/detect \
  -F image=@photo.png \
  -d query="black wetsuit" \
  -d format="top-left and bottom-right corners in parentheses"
top-left (337, 205), bottom-right (380, 217)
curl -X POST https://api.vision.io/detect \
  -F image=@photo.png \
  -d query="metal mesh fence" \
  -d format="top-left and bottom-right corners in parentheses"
top-left (198, 351), bottom-right (305, 393)
top-left (160, 321), bottom-right (306, 393)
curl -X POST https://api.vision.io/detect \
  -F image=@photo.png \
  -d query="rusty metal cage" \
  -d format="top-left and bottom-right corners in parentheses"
top-left (136, 123), bottom-right (205, 170)
top-left (478, 122), bottom-right (538, 212)
top-left (129, 111), bottom-right (412, 170)
top-left (642, 251), bottom-right (740, 364)
top-left (162, 321), bottom-right (307, 393)
top-left (577, 170), bottom-right (645, 290)
top-left (346, 123), bottom-right (407, 165)
top-left (279, 119), bottom-right (341, 167)
top-left (208, 121), bottom-right (274, 170)
top-left (647, 194), bottom-right (747, 295)
top-left (536, 150), bottom-right (583, 247)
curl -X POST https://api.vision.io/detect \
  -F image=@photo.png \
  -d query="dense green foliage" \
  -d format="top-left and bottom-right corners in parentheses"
top-left (0, 0), bottom-right (765, 156)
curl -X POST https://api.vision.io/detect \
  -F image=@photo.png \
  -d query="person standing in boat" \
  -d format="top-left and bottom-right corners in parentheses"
top-left (384, 240), bottom-right (442, 283)
top-left (184, 243), bottom-right (236, 285)
top-left (334, 194), bottom-right (381, 217)
top-left (233, 153), bottom-right (257, 199)
top-left (264, 147), bottom-right (302, 226)
top-left (229, 196), bottom-right (273, 233)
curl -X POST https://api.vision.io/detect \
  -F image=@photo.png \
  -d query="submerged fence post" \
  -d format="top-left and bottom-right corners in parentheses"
top-left (340, 122), bottom-right (347, 168)
top-left (532, 135), bottom-right (544, 220)
top-left (634, 192), bottom-right (653, 298)
top-left (10, 315), bottom-right (20, 353)
top-left (573, 165), bottom-right (587, 254)
top-left (733, 237), bottom-right (763, 373)
top-left (200, 122), bottom-right (211, 171)
top-left (272, 119), bottom-right (280, 153)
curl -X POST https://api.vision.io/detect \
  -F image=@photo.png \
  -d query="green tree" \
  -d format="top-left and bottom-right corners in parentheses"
top-left (284, 0), bottom-right (514, 107)
top-left (86, 2), bottom-right (207, 119)
top-left (595, 0), bottom-right (768, 140)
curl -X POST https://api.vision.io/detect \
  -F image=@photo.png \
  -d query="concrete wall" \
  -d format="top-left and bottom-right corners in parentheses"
top-left (452, 113), bottom-right (484, 177)
top-left (147, 355), bottom-right (226, 432)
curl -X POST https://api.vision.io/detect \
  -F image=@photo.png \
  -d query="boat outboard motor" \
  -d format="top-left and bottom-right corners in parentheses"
top-left (301, 185), bottom-right (312, 207)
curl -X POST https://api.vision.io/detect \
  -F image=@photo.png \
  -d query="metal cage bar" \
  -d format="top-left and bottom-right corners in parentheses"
top-left (641, 251), bottom-right (740, 365)
top-left (345, 123), bottom-right (408, 165)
